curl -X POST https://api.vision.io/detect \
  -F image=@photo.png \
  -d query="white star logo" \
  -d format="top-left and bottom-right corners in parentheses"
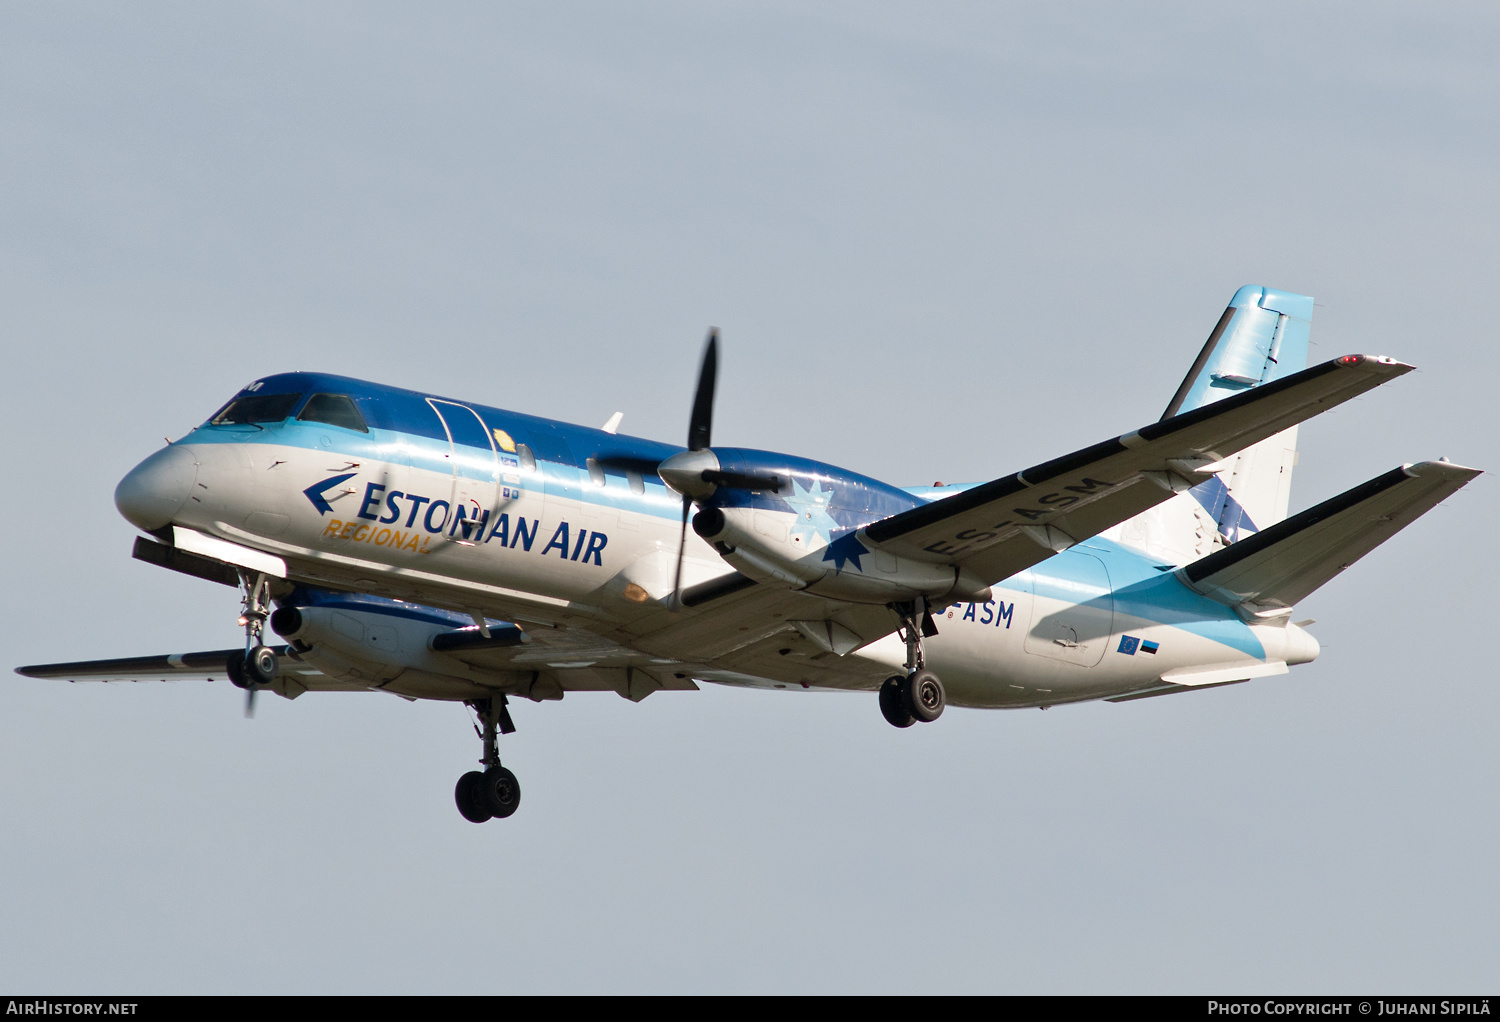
top-left (787, 478), bottom-right (840, 551)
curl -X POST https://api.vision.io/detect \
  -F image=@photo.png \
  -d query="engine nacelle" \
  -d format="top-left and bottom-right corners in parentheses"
top-left (692, 505), bottom-right (990, 605)
top-left (268, 593), bottom-right (534, 700)
top-left (269, 601), bottom-right (414, 686)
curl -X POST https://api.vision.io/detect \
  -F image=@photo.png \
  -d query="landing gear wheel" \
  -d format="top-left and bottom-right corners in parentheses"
top-left (879, 676), bottom-right (916, 728)
top-left (455, 771), bottom-right (492, 823)
top-left (905, 669), bottom-right (946, 723)
top-left (477, 766), bottom-right (521, 819)
top-left (247, 645), bottom-right (279, 685)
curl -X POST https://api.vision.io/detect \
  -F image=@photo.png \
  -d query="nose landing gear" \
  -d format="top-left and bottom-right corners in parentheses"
top-left (455, 696), bottom-right (522, 823)
top-left (880, 598), bottom-right (946, 728)
top-left (226, 571), bottom-right (279, 716)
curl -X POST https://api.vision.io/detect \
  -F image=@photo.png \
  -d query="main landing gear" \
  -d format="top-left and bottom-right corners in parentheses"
top-left (225, 571), bottom-right (279, 716)
top-left (880, 597), bottom-right (946, 729)
top-left (455, 696), bottom-right (522, 823)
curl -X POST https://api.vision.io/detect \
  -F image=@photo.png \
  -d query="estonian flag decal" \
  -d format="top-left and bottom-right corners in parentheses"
top-left (1118, 636), bottom-right (1160, 656)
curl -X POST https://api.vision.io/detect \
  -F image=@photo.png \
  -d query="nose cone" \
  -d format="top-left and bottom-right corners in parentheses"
top-left (115, 445), bottom-right (198, 532)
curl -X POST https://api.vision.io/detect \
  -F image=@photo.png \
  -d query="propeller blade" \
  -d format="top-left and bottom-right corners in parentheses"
top-left (701, 469), bottom-right (781, 493)
top-left (670, 494), bottom-right (691, 609)
top-left (687, 329), bottom-right (718, 452)
top-left (244, 685), bottom-right (257, 719)
top-left (592, 454), bottom-right (664, 475)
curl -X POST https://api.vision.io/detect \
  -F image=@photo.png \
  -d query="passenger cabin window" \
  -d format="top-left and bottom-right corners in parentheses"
top-left (586, 458), bottom-right (606, 487)
top-left (517, 444), bottom-right (537, 473)
top-left (298, 393), bottom-right (369, 433)
top-left (210, 392), bottom-right (303, 425)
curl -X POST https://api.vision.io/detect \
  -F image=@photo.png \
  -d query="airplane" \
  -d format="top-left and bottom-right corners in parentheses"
top-left (15, 285), bottom-right (1479, 823)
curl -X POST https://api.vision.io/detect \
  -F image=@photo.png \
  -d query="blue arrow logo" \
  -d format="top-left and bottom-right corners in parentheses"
top-left (304, 473), bottom-right (358, 515)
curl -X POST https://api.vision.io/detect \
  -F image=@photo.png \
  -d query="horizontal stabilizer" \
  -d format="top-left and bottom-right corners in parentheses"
top-left (1180, 460), bottom-right (1480, 616)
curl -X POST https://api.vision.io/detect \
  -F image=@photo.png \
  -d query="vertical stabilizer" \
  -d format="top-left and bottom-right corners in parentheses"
top-left (1162, 285), bottom-right (1314, 420)
top-left (1110, 286), bottom-right (1314, 565)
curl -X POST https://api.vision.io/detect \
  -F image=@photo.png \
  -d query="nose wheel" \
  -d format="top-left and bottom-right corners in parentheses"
top-left (226, 571), bottom-right (279, 715)
top-left (880, 598), bottom-right (946, 728)
top-left (456, 696), bottom-right (522, 823)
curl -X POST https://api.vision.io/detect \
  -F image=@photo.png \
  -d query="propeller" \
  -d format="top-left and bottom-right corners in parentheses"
top-left (595, 328), bottom-right (782, 607)
top-left (225, 648), bottom-right (259, 717)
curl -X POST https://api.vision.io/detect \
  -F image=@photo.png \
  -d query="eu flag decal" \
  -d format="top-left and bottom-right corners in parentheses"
top-left (1141, 640), bottom-right (1160, 655)
top-left (1118, 635), bottom-right (1140, 656)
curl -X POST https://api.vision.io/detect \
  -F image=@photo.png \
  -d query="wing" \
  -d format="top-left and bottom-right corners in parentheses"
top-left (605, 354), bottom-right (1416, 692)
top-left (13, 647), bottom-right (367, 693)
top-left (16, 649), bottom-right (245, 682)
top-left (861, 354), bottom-right (1412, 586)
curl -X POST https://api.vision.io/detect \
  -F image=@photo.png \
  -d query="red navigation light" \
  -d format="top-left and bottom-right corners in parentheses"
top-left (1338, 354), bottom-right (1363, 366)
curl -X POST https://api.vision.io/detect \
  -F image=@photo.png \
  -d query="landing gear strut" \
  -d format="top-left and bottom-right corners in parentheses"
top-left (455, 696), bottom-right (522, 823)
top-left (880, 597), bottom-right (946, 728)
top-left (226, 571), bottom-right (278, 715)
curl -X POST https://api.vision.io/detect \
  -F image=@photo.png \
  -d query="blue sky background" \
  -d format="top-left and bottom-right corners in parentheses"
top-left (1, 2), bottom-right (1496, 993)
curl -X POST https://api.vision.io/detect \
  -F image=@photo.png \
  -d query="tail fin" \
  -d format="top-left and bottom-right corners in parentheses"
top-left (1166, 286), bottom-right (1314, 539)
top-left (1163, 285), bottom-right (1315, 419)
top-left (1111, 286), bottom-right (1315, 564)
top-left (1179, 459), bottom-right (1480, 619)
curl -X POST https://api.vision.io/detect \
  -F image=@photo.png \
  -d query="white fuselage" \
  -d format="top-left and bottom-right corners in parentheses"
top-left (116, 374), bottom-right (1316, 709)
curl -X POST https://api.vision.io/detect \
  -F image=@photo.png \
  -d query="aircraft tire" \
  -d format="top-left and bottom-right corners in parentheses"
top-left (879, 676), bottom-right (915, 728)
top-left (247, 645), bottom-right (279, 685)
top-left (455, 771), bottom-right (493, 823)
top-left (905, 669), bottom-right (945, 723)
top-left (478, 766), bottom-right (522, 819)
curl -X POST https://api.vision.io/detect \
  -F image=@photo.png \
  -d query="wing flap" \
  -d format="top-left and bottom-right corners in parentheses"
top-left (1180, 459), bottom-right (1481, 614)
top-left (863, 354), bottom-right (1412, 585)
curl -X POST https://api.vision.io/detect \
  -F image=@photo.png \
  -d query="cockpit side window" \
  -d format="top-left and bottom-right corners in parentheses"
top-left (210, 392), bottom-right (304, 425)
top-left (297, 393), bottom-right (369, 433)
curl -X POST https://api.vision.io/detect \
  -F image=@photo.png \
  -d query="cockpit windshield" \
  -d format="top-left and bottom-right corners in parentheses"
top-left (209, 392), bottom-right (304, 426)
top-left (297, 393), bottom-right (369, 432)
